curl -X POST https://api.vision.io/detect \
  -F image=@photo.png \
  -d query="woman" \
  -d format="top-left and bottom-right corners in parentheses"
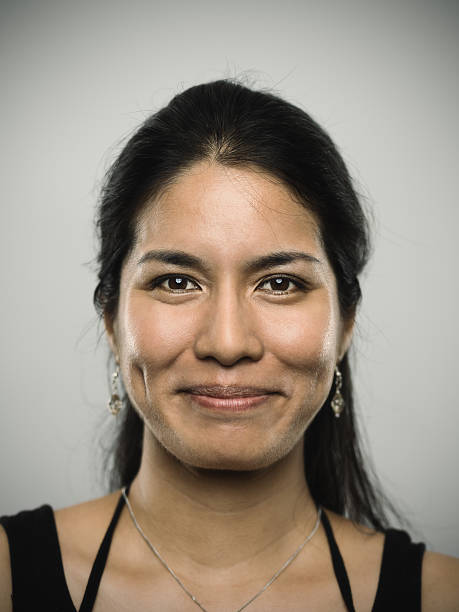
top-left (1, 79), bottom-right (458, 611)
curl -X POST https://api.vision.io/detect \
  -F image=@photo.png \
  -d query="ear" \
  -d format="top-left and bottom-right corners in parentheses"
top-left (104, 311), bottom-right (119, 363)
top-left (338, 312), bottom-right (355, 362)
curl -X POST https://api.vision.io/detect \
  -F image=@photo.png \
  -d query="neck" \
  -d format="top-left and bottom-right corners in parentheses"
top-left (128, 429), bottom-right (318, 573)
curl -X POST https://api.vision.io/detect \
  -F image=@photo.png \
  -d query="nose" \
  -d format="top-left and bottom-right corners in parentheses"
top-left (193, 286), bottom-right (264, 366)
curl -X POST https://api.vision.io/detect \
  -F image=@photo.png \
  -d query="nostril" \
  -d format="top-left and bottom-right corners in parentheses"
top-left (193, 331), bottom-right (264, 365)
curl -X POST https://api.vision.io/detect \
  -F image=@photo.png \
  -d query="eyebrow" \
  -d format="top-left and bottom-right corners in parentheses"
top-left (137, 249), bottom-right (321, 274)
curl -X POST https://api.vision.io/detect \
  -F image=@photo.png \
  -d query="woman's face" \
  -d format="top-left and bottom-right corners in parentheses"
top-left (107, 161), bottom-right (353, 471)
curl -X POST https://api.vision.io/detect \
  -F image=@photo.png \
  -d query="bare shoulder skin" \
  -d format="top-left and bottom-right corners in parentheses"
top-left (305, 511), bottom-right (459, 612)
top-left (422, 550), bottom-right (459, 611)
top-left (324, 510), bottom-right (386, 611)
top-left (0, 524), bottom-right (12, 612)
top-left (0, 495), bottom-right (123, 612)
top-left (53, 492), bottom-right (121, 610)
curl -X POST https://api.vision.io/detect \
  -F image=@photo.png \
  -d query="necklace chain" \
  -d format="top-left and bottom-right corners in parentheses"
top-left (121, 486), bottom-right (322, 612)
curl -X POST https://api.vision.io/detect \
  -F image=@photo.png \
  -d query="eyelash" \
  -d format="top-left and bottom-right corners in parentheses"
top-left (149, 274), bottom-right (307, 295)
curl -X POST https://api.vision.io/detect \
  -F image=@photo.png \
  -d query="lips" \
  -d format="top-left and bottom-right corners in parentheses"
top-left (180, 384), bottom-right (278, 413)
top-left (183, 384), bottom-right (278, 398)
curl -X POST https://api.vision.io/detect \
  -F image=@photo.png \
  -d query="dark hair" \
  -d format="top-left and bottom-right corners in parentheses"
top-left (94, 78), bottom-right (399, 531)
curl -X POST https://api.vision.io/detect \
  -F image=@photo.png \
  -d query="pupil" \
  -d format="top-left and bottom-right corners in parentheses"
top-left (170, 277), bottom-right (184, 288)
top-left (272, 278), bottom-right (288, 290)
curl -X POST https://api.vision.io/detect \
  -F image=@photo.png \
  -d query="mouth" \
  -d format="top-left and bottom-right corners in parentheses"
top-left (180, 385), bottom-right (278, 413)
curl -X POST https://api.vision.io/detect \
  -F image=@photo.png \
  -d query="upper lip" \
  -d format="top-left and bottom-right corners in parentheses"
top-left (183, 385), bottom-right (277, 397)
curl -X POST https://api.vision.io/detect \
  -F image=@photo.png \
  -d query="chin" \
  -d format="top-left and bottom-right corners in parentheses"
top-left (145, 412), bottom-right (303, 473)
top-left (168, 438), bottom-right (293, 473)
top-left (183, 456), bottom-right (272, 472)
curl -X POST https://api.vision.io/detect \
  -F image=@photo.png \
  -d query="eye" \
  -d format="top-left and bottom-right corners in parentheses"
top-left (257, 275), bottom-right (306, 294)
top-left (150, 275), bottom-right (200, 293)
top-left (149, 274), bottom-right (306, 295)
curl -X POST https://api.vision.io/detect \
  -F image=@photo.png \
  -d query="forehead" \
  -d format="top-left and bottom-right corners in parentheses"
top-left (133, 161), bottom-right (323, 259)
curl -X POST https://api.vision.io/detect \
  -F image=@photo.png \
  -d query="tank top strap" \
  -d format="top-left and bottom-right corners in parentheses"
top-left (78, 485), bottom-right (129, 612)
top-left (321, 509), bottom-right (356, 612)
top-left (372, 528), bottom-right (425, 611)
top-left (1, 504), bottom-right (76, 611)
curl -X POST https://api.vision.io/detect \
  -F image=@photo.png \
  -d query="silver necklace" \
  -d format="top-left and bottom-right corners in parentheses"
top-left (121, 486), bottom-right (322, 612)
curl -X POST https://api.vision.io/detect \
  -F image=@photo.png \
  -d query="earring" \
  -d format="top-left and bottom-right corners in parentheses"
top-left (108, 366), bottom-right (123, 416)
top-left (331, 365), bottom-right (345, 418)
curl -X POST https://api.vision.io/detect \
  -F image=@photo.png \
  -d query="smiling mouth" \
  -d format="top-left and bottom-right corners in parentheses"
top-left (185, 392), bottom-right (272, 412)
top-left (183, 384), bottom-right (278, 397)
top-left (179, 384), bottom-right (279, 412)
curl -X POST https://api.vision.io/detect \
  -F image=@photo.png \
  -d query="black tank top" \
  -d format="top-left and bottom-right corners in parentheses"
top-left (1, 490), bottom-right (425, 611)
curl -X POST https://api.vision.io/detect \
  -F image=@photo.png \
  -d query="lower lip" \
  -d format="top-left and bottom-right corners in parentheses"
top-left (187, 393), bottom-right (271, 412)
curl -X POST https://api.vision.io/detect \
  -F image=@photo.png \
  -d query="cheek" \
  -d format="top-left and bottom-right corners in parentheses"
top-left (261, 297), bottom-right (338, 371)
top-left (118, 294), bottom-right (194, 369)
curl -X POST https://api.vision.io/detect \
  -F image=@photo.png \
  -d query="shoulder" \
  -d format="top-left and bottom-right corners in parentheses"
top-left (53, 490), bottom-right (121, 550)
top-left (53, 491), bottom-right (122, 605)
top-left (0, 493), bottom-right (120, 612)
top-left (323, 508), bottom-right (386, 557)
top-left (53, 491), bottom-right (121, 567)
top-left (0, 524), bottom-right (13, 612)
top-left (321, 509), bottom-right (386, 610)
top-left (330, 511), bottom-right (459, 611)
top-left (422, 550), bottom-right (459, 611)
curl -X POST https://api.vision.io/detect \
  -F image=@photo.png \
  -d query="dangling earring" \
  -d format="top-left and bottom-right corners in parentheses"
top-left (108, 365), bottom-right (123, 416)
top-left (331, 365), bottom-right (345, 418)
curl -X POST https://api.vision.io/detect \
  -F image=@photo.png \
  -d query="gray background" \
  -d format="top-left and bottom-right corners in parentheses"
top-left (1, 0), bottom-right (458, 556)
